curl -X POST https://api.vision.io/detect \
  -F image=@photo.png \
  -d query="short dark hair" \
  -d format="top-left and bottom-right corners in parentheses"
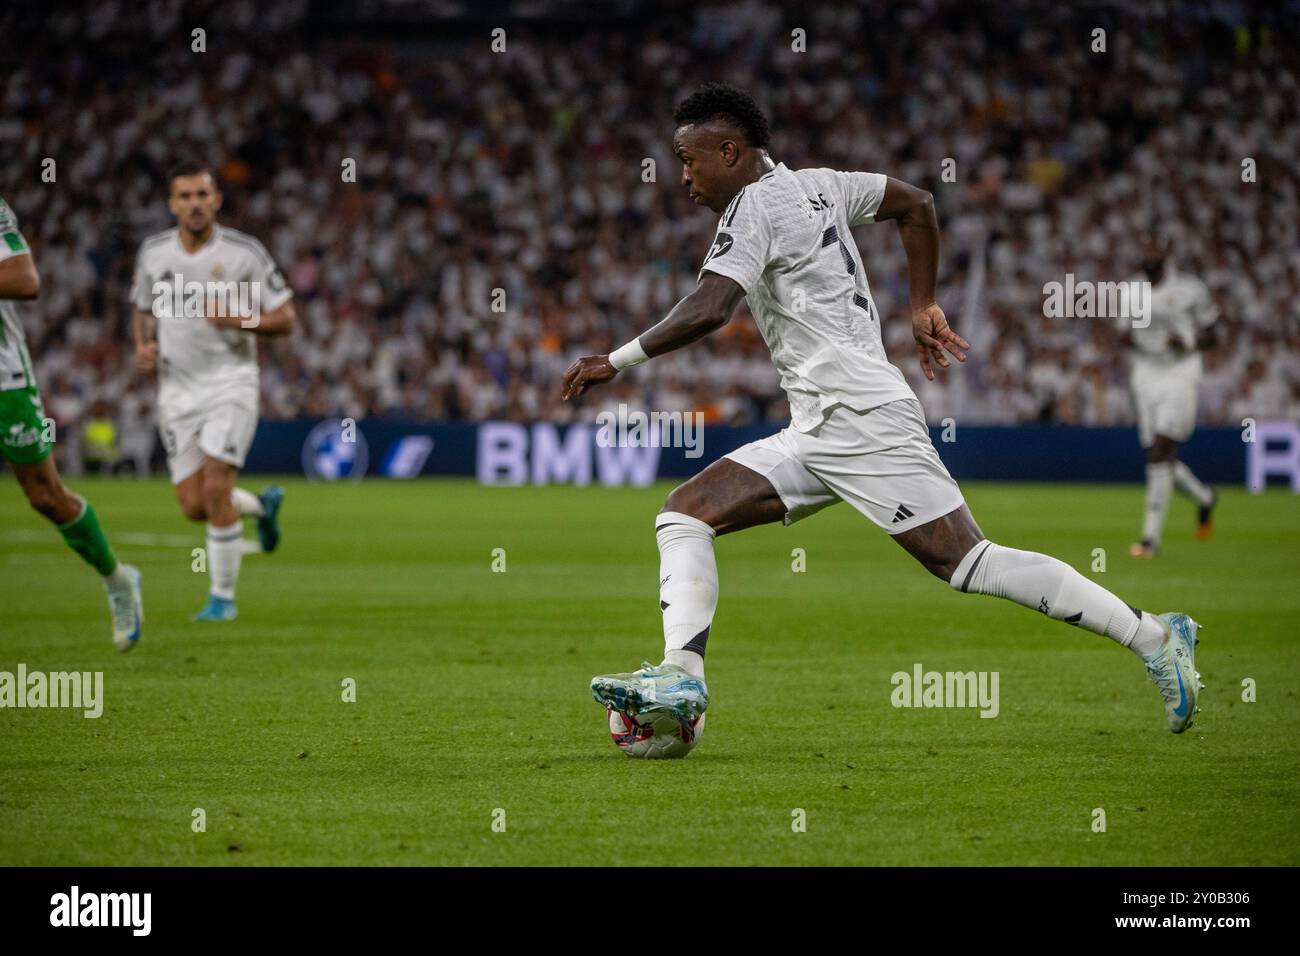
top-left (167, 160), bottom-right (215, 188)
top-left (673, 82), bottom-right (770, 149)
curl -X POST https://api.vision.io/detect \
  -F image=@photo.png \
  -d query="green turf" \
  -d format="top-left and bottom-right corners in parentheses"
top-left (1, 477), bottom-right (1297, 866)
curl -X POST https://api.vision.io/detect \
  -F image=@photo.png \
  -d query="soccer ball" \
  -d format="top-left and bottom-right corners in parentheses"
top-left (607, 708), bottom-right (705, 759)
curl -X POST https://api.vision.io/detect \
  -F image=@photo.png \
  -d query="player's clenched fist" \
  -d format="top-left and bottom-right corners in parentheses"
top-left (562, 354), bottom-right (618, 400)
top-left (135, 341), bottom-right (158, 374)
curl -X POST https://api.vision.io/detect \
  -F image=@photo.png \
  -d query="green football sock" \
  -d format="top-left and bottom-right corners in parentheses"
top-left (58, 499), bottom-right (119, 577)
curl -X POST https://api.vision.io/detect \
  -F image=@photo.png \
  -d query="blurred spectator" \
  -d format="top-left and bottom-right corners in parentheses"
top-left (82, 401), bottom-right (121, 475)
top-left (0, 0), bottom-right (1295, 449)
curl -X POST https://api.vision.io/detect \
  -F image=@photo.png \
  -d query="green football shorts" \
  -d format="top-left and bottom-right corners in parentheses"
top-left (0, 384), bottom-right (52, 464)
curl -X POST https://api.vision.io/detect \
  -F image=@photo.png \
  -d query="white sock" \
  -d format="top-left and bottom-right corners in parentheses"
top-left (230, 488), bottom-right (265, 518)
top-left (951, 539), bottom-right (1165, 656)
top-left (104, 563), bottom-right (130, 586)
top-left (656, 512), bottom-right (717, 679)
top-left (1141, 463), bottom-right (1173, 546)
top-left (1172, 461), bottom-right (1213, 507)
top-left (206, 520), bottom-right (244, 601)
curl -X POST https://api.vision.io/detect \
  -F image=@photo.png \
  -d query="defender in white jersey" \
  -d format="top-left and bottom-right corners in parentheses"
top-left (0, 197), bottom-right (143, 650)
top-left (565, 84), bottom-right (1203, 741)
top-left (131, 162), bottom-right (296, 621)
top-left (1118, 234), bottom-right (1219, 558)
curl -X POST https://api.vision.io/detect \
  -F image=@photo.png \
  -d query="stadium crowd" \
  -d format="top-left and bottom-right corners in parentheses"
top-left (2, 0), bottom-right (1297, 472)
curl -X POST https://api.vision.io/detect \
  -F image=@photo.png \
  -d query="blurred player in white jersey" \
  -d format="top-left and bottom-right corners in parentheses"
top-left (565, 84), bottom-right (1203, 737)
top-left (1119, 234), bottom-right (1218, 558)
top-left (1, 197), bottom-right (142, 650)
top-left (131, 162), bottom-right (295, 621)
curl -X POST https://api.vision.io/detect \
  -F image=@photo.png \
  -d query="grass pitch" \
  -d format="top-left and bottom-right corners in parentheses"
top-left (1, 478), bottom-right (1297, 866)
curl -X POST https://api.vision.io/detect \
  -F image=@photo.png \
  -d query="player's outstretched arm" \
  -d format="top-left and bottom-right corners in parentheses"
top-left (561, 272), bottom-right (745, 400)
top-left (0, 249), bottom-right (40, 300)
top-left (874, 177), bottom-right (968, 380)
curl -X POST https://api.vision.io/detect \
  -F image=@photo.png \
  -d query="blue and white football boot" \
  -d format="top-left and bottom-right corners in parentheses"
top-left (591, 661), bottom-right (709, 720)
top-left (192, 594), bottom-right (237, 622)
top-left (105, 563), bottom-right (143, 652)
top-left (257, 485), bottom-right (285, 553)
top-left (1142, 612), bottom-right (1202, 733)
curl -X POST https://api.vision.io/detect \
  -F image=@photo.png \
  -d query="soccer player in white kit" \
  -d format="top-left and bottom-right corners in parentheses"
top-left (131, 162), bottom-right (296, 621)
top-left (564, 84), bottom-right (1203, 738)
top-left (1120, 234), bottom-right (1218, 558)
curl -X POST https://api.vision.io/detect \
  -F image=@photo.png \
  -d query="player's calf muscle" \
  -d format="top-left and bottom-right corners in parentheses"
top-left (200, 469), bottom-right (239, 524)
top-left (15, 459), bottom-right (78, 523)
top-left (1146, 436), bottom-right (1177, 463)
top-left (175, 477), bottom-right (207, 521)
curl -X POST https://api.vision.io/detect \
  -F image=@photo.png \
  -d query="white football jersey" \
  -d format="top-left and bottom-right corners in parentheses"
top-left (698, 162), bottom-right (915, 431)
top-left (0, 197), bottom-right (36, 391)
top-left (131, 225), bottom-right (291, 415)
top-left (1120, 267), bottom-right (1217, 387)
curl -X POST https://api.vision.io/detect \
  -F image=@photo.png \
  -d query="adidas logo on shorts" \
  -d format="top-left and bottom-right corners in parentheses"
top-left (891, 504), bottom-right (915, 524)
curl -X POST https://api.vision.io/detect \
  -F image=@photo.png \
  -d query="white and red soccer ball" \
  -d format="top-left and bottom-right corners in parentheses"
top-left (607, 708), bottom-right (706, 759)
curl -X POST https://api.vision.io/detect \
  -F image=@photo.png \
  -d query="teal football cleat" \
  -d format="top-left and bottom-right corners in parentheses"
top-left (1143, 612), bottom-right (1203, 733)
top-left (105, 563), bottom-right (143, 652)
top-left (192, 595), bottom-right (237, 622)
top-left (591, 661), bottom-right (709, 720)
top-left (257, 485), bottom-right (284, 553)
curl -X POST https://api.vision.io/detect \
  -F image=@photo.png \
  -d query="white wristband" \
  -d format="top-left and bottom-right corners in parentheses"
top-left (609, 337), bottom-right (649, 370)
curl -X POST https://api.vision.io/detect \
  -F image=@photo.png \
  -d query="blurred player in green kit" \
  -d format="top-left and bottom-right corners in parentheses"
top-left (0, 196), bottom-right (143, 650)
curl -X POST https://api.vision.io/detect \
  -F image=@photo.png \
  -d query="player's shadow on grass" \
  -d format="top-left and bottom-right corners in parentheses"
top-left (541, 752), bottom-right (743, 767)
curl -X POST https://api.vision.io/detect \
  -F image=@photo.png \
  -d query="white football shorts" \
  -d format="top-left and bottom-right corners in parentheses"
top-left (1132, 381), bottom-right (1198, 447)
top-left (159, 402), bottom-right (258, 484)
top-left (724, 399), bottom-right (965, 534)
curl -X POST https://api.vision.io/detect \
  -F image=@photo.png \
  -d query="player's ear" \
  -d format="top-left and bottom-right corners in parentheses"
top-left (720, 139), bottom-right (740, 167)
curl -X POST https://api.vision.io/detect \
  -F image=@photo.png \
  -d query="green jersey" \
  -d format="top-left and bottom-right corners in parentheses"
top-left (0, 196), bottom-right (36, 391)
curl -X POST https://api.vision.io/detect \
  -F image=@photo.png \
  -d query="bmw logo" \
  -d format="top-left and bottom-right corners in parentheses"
top-left (303, 419), bottom-right (369, 481)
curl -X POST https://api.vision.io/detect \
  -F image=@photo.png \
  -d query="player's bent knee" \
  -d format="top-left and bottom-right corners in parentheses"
top-left (176, 490), bottom-right (207, 522)
top-left (660, 484), bottom-right (711, 524)
top-left (1146, 436), bottom-right (1178, 463)
top-left (927, 557), bottom-right (961, 584)
top-left (19, 468), bottom-right (65, 522)
top-left (912, 544), bottom-right (964, 583)
top-left (26, 484), bottom-right (61, 521)
top-left (200, 494), bottom-right (228, 520)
